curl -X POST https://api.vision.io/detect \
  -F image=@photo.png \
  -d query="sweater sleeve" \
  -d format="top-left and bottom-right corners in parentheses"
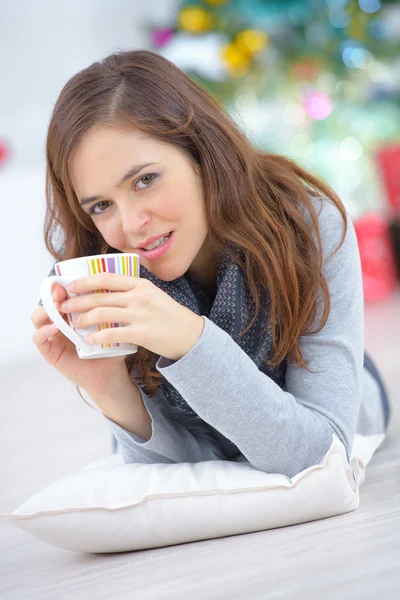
top-left (105, 385), bottom-right (228, 464)
top-left (108, 198), bottom-right (366, 477)
top-left (157, 198), bottom-right (365, 476)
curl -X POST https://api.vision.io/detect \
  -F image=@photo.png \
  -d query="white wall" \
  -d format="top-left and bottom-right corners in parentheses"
top-left (0, 0), bottom-right (177, 364)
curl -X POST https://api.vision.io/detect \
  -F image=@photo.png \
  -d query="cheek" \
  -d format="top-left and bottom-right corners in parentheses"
top-left (99, 223), bottom-right (124, 246)
top-left (159, 178), bottom-right (203, 221)
top-left (159, 194), bottom-right (191, 221)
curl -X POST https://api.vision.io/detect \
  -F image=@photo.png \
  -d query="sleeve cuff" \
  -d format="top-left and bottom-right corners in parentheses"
top-left (156, 315), bottom-right (211, 371)
top-left (104, 386), bottom-right (161, 447)
top-left (103, 386), bottom-right (192, 462)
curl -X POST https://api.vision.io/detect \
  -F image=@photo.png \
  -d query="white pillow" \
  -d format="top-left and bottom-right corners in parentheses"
top-left (2, 433), bottom-right (384, 553)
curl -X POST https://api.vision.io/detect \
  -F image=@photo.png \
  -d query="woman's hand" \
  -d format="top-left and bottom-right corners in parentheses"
top-left (31, 283), bottom-right (130, 397)
top-left (60, 273), bottom-right (205, 361)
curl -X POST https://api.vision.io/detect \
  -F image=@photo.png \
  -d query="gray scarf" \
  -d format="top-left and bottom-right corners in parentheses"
top-left (139, 244), bottom-right (287, 418)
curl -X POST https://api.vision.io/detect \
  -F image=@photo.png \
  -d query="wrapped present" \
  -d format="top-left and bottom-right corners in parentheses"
top-left (353, 213), bottom-right (398, 303)
top-left (388, 219), bottom-right (400, 282)
top-left (376, 145), bottom-right (400, 217)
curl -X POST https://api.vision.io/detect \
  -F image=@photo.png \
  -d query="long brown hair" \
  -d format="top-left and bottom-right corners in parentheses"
top-left (43, 49), bottom-right (347, 396)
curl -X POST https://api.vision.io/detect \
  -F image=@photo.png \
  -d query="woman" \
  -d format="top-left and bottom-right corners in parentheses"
top-left (32, 50), bottom-right (390, 478)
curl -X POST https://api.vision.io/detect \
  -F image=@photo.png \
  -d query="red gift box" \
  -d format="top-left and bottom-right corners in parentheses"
top-left (353, 213), bottom-right (398, 302)
top-left (376, 145), bottom-right (400, 216)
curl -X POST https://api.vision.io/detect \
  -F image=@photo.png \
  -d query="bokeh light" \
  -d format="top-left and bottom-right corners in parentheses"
top-left (329, 9), bottom-right (351, 28)
top-left (358, 0), bottom-right (382, 14)
top-left (283, 102), bottom-right (307, 126)
top-left (306, 92), bottom-right (333, 120)
top-left (340, 136), bottom-right (364, 160)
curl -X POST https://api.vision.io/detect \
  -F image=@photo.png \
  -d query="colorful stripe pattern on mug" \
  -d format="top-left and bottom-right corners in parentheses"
top-left (56, 255), bottom-right (139, 349)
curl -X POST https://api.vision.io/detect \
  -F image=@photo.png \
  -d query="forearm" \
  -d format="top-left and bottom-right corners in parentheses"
top-left (105, 387), bottom-right (228, 464)
top-left (85, 371), bottom-right (152, 441)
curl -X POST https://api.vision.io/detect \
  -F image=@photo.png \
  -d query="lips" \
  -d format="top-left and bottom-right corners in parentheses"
top-left (134, 230), bottom-right (175, 260)
top-left (136, 231), bottom-right (173, 249)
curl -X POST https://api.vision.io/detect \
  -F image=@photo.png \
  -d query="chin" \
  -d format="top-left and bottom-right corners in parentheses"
top-left (145, 261), bottom-right (188, 282)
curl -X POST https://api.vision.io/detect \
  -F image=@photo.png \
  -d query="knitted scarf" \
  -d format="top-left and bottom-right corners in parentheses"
top-left (138, 244), bottom-right (287, 418)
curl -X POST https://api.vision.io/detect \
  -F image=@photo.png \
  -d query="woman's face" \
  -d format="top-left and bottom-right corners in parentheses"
top-left (69, 126), bottom-right (215, 283)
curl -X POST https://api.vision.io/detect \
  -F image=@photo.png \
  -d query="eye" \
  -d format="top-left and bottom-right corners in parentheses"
top-left (88, 173), bottom-right (159, 216)
top-left (88, 201), bottom-right (111, 216)
top-left (134, 173), bottom-right (158, 190)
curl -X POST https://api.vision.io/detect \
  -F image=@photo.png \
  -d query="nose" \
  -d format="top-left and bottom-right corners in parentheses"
top-left (119, 203), bottom-right (151, 239)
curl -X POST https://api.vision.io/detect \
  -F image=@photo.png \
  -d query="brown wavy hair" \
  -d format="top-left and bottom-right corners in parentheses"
top-left (43, 49), bottom-right (347, 396)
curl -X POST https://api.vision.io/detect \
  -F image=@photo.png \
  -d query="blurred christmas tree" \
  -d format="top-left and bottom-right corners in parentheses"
top-left (149, 0), bottom-right (400, 220)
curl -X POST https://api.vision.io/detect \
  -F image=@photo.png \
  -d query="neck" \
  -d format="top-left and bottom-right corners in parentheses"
top-left (186, 239), bottom-right (220, 299)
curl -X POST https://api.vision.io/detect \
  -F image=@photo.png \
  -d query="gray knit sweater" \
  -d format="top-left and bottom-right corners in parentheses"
top-left (99, 199), bottom-right (388, 477)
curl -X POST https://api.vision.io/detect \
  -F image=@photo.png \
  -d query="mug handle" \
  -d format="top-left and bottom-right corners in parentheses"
top-left (39, 276), bottom-right (95, 354)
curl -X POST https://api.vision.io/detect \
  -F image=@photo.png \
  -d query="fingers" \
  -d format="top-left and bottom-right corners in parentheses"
top-left (32, 284), bottom-right (70, 357)
top-left (31, 306), bottom-right (51, 328)
top-left (32, 323), bottom-right (59, 347)
top-left (31, 287), bottom-right (69, 329)
top-left (52, 284), bottom-right (68, 303)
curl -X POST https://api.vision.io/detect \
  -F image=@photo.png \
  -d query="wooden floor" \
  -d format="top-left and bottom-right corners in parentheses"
top-left (1, 289), bottom-right (399, 600)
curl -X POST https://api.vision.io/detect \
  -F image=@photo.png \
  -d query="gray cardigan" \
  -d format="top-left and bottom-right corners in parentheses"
top-left (103, 200), bottom-right (388, 477)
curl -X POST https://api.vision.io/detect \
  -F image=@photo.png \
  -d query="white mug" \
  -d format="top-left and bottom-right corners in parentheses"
top-left (40, 253), bottom-right (140, 359)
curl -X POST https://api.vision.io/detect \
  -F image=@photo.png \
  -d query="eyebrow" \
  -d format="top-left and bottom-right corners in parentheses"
top-left (79, 162), bottom-right (159, 207)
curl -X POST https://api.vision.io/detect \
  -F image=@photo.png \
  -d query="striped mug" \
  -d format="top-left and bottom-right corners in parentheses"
top-left (39, 253), bottom-right (140, 359)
